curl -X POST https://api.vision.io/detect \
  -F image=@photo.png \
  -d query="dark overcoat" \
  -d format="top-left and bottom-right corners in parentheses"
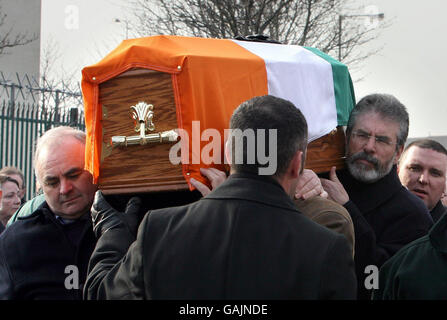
top-left (430, 200), bottom-right (447, 224)
top-left (86, 173), bottom-right (357, 300)
top-left (0, 202), bottom-right (96, 299)
top-left (373, 210), bottom-right (447, 299)
top-left (338, 165), bottom-right (433, 299)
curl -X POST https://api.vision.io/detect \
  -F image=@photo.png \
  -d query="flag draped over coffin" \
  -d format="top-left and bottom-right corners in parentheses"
top-left (81, 35), bottom-right (355, 187)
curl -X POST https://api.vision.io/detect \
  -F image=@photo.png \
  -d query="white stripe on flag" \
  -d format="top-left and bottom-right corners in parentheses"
top-left (232, 40), bottom-right (338, 142)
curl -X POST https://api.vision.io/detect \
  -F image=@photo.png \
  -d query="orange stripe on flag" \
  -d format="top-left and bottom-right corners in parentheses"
top-left (171, 37), bottom-right (268, 188)
top-left (81, 36), bottom-right (268, 189)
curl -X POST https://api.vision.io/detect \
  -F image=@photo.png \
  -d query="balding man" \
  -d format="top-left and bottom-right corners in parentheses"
top-left (0, 126), bottom-right (97, 299)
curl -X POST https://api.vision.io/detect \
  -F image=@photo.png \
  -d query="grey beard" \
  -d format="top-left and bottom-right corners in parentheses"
top-left (347, 151), bottom-right (395, 183)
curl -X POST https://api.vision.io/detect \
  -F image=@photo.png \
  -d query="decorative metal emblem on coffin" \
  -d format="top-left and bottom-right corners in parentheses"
top-left (111, 101), bottom-right (179, 147)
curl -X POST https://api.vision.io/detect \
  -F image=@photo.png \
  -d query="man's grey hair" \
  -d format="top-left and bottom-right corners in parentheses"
top-left (346, 93), bottom-right (409, 149)
top-left (34, 126), bottom-right (86, 178)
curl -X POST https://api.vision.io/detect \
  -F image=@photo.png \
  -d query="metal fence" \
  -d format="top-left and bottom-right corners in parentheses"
top-left (0, 71), bottom-right (83, 108)
top-left (0, 74), bottom-right (85, 200)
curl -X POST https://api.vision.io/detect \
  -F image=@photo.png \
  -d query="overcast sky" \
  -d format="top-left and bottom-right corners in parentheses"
top-left (353, 0), bottom-right (447, 138)
top-left (41, 0), bottom-right (447, 138)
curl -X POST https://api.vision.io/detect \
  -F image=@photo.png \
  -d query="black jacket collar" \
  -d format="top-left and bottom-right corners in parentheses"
top-left (430, 201), bottom-right (447, 224)
top-left (22, 201), bottom-right (90, 224)
top-left (205, 172), bottom-right (298, 213)
top-left (338, 165), bottom-right (403, 214)
top-left (429, 208), bottom-right (447, 253)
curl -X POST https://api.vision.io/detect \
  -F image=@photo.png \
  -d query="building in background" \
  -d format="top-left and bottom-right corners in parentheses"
top-left (0, 0), bottom-right (44, 201)
top-left (0, 0), bottom-right (41, 103)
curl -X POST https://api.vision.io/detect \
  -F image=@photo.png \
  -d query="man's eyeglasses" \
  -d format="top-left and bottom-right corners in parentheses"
top-left (351, 130), bottom-right (396, 148)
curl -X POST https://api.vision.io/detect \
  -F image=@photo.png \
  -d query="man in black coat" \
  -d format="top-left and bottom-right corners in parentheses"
top-left (0, 127), bottom-right (98, 299)
top-left (85, 95), bottom-right (357, 300)
top-left (321, 94), bottom-right (433, 300)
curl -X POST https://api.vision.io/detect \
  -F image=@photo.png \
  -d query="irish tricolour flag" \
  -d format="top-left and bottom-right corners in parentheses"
top-left (82, 35), bottom-right (355, 183)
top-left (233, 39), bottom-right (355, 141)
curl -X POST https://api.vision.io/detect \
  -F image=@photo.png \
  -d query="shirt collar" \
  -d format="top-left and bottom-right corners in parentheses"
top-left (55, 215), bottom-right (77, 225)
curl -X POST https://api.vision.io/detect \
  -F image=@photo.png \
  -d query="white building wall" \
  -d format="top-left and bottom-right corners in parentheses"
top-left (0, 0), bottom-right (41, 93)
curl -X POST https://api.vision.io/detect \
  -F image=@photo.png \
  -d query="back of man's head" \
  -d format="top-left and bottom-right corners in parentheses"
top-left (228, 95), bottom-right (308, 178)
top-left (347, 93), bottom-right (409, 149)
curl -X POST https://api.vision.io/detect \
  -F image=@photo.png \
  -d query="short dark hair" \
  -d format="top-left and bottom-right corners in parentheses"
top-left (400, 139), bottom-right (447, 165)
top-left (0, 175), bottom-right (20, 189)
top-left (229, 95), bottom-right (308, 177)
top-left (346, 94), bottom-right (409, 149)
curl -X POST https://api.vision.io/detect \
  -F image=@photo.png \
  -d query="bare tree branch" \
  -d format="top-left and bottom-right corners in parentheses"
top-left (128, 0), bottom-right (389, 71)
top-left (0, 4), bottom-right (37, 55)
top-left (39, 38), bottom-right (82, 111)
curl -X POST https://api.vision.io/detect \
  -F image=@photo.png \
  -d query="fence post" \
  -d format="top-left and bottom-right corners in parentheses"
top-left (69, 108), bottom-right (78, 126)
top-left (1, 75), bottom-right (85, 199)
top-left (9, 85), bottom-right (15, 118)
top-left (54, 90), bottom-right (60, 123)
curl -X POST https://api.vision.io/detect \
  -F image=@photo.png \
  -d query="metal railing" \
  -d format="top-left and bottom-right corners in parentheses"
top-left (0, 74), bottom-right (85, 200)
top-left (0, 71), bottom-right (83, 109)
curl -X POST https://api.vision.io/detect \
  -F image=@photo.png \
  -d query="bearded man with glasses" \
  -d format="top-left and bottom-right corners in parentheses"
top-left (320, 93), bottom-right (433, 300)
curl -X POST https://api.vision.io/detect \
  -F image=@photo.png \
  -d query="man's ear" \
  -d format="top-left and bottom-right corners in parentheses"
top-left (224, 139), bottom-right (232, 165)
top-left (288, 150), bottom-right (303, 179)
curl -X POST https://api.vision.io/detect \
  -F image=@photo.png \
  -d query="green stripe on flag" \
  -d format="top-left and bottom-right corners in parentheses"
top-left (304, 47), bottom-right (356, 126)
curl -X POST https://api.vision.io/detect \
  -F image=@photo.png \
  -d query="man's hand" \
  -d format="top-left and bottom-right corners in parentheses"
top-left (190, 167), bottom-right (227, 197)
top-left (295, 169), bottom-right (328, 200)
top-left (320, 166), bottom-right (349, 205)
top-left (91, 190), bottom-right (142, 238)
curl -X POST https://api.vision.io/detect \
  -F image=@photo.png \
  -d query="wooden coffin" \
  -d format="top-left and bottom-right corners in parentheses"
top-left (306, 127), bottom-right (346, 174)
top-left (98, 68), bottom-right (346, 194)
top-left (99, 69), bottom-right (185, 195)
top-left (82, 36), bottom-right (355, 195)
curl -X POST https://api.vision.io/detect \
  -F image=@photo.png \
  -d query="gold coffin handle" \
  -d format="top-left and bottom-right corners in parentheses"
top-left (111, 129), bottom-right (179, 147)
top-left (111, 101), bottom-right (179, 147)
